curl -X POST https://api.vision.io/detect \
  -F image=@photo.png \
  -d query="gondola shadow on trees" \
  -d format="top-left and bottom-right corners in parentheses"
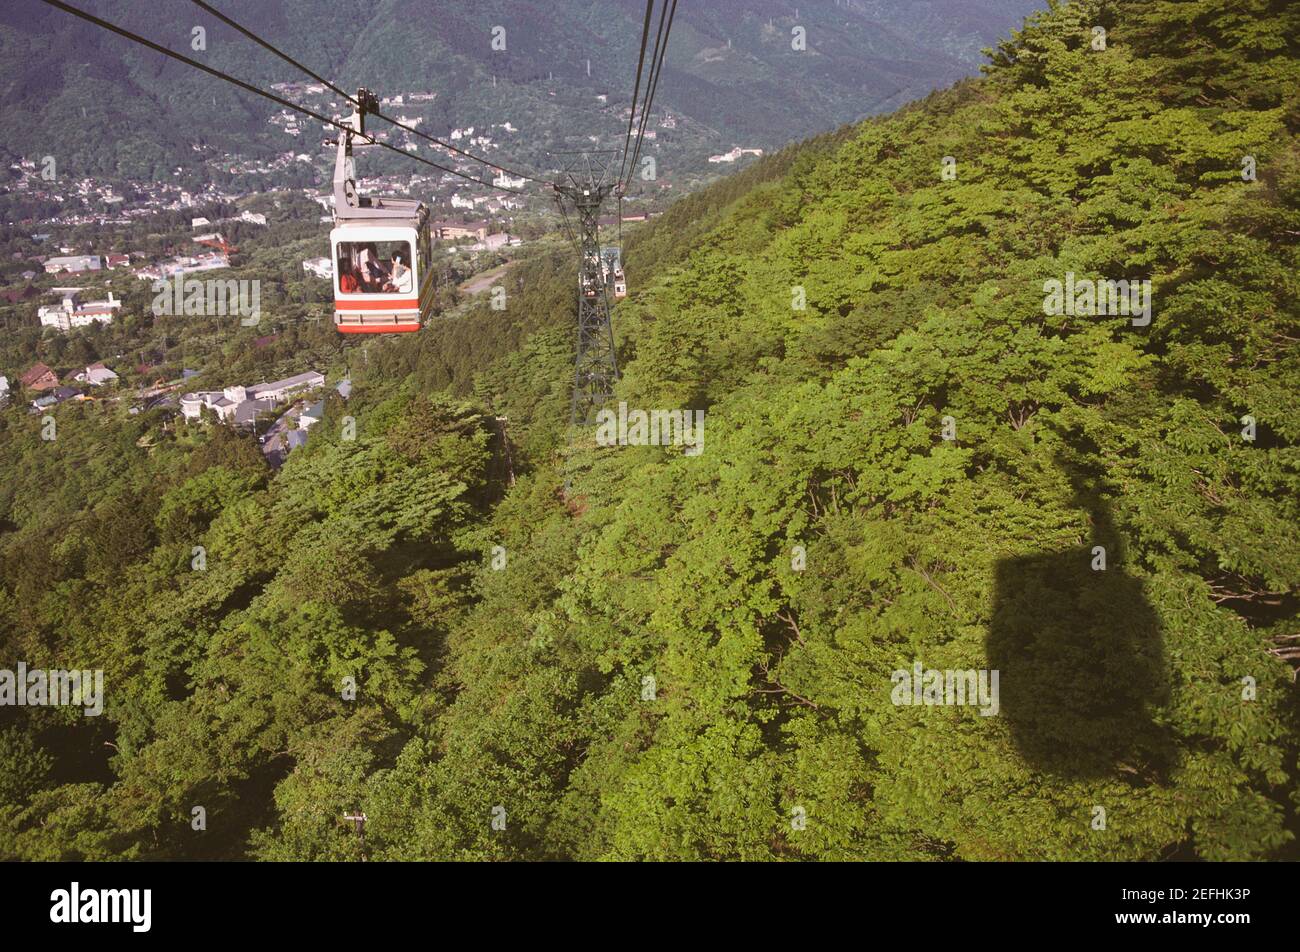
top-left (986, 488), bottom-right (1176, 782)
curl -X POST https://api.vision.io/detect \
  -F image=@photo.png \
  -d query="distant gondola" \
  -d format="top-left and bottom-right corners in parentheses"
top-left (601, 245), bottom-right (627, 299)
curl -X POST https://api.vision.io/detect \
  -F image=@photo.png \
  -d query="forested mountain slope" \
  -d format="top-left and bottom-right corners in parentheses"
top-left (2, 0), bottom-right (1298, 860)
top-left (0, 0), bottom-right (1040, 180)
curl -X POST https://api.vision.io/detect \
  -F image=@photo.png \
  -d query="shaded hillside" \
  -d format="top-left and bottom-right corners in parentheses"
top-left (1, 0), bottom-right (1297, 862)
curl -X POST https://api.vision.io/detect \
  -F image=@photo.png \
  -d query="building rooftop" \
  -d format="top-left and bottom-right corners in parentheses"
top-left (248, 370), bottom-right (324, 395)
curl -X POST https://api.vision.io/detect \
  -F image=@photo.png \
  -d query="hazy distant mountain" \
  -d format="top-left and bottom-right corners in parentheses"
top-left (0, 0), bottom-right (1042, 181)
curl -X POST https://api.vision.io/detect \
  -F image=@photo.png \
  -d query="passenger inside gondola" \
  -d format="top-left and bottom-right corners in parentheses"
top-left (337, 240), bottom-right (412, 293)
top-left (358, 243), bottom-right (387, 290)
top-left (337, 252), bottom-right (360, 293)
top-left (386, 251), bottom-right (411, 293)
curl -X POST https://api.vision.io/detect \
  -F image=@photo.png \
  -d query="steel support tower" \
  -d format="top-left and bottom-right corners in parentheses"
top-left (552, 152), bottom-right (620, 425)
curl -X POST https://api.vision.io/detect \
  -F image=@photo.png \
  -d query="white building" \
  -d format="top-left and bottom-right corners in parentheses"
top-left (248, 370), bottom-right (325, 403)
top-left (302, 257), bottom-right (332, 279)
top-left (467, 233), bottom-right (516, 252)
top-left (38, 291), bottom-right (121, 331)
top-left (708, 146), bottom-right (764, 164)
top-left (181, 370), bottom-right (325, 426)
top-left (181, 385), bottom-right (273, 426)
top-left (299, 400), bottom-right (325, 431)
top-left (134, 252), bottom-right (229, 281)
top-left (42, 255), bottom-right (101, 274)
top-left (0, 376), bottom-right (9, 402)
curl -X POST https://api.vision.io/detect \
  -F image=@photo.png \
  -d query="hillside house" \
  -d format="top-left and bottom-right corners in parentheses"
top-left (493, 171), bottom-right (527, 190)
top-left (467, 233), bottom-right (517, 252)
top-left (31, 386), bottom-right (80, 410)
top-left (20, 363), bottom-right (58, 392)
top-left (432, 220), bottom-right (490, 241)
top-left (68, 362), bottom-right (119, 386)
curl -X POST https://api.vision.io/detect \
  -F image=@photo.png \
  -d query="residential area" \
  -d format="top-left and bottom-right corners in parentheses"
top-left (9, 353), bottom-right (342, 466)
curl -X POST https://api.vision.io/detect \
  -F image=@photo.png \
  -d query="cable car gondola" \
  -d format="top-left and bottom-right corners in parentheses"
top-left (330, 89), bottom-right (434, 334)
top-left (601, 245), bottom-right (627, 299)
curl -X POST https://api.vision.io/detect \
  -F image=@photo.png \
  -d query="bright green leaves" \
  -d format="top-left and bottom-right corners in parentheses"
top-left (155, 465), bottom-right (261, 544)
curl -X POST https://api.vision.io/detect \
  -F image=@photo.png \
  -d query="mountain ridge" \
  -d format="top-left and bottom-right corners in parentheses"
top-left (0, 0), bottom-right (1041, 180)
